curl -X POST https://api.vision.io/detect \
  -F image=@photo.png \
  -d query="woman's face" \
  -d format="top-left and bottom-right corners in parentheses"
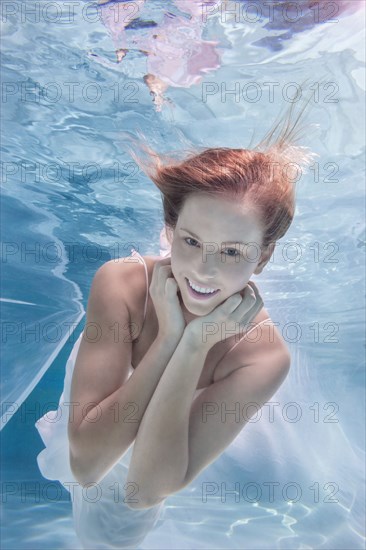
top-left (170, 193), bottom-right (273, 318)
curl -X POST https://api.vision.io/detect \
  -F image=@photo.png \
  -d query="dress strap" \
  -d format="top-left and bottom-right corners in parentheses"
top-left (130, 248), bottom-right (149, 324)
top-left (222, 317), bottom-right (273, 359)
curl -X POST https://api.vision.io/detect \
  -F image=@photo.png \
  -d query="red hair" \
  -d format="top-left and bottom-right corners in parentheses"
top-left (125, 98), bottom-right (318, 249)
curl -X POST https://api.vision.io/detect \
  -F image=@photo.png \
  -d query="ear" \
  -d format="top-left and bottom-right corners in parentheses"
top-left (254, 242), bottom-right (276, 275)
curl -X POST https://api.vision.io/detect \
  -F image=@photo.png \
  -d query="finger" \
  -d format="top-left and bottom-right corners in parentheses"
top-left (244, 284), bottom-right (255, 299)
top-left (247, 281), bottom-right (263, 306)
top-left (152, 258), bottom-right (172, 280)
top-left (233, 286), bottom-right (257, 317)
top-left (158, 265), bottom-right (174, 284)
top-left (166, 277), bottom-right (178, 291)
top-left (154, 264), bottom-right (176, 293)
top-left (236, 285), bottom-right (255, 308)
top-left (247, 285), bottom-right (264, 316)
top-left (225, 293), bottom-right (243, 311)
top-left (246, 280), bottom-right (258, 298)
top-left (156, 258), bottom-right (172, 273)
top-left (151, 262), bottom-right (172, 292)
top-left (157, 257), bottom-right (171, 265)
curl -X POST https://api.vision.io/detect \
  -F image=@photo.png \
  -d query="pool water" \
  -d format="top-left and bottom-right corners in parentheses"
top-left (1, 1), bottom-right (365, 548)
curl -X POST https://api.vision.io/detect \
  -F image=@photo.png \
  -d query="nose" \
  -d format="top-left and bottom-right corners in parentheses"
top-left (194, 255), bottom-right (219, 282)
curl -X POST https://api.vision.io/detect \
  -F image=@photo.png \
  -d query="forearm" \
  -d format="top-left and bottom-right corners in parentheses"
top-left (127, 328), bottom-right (209, 505)
top-left (69, 332), bottom-right (181, 487)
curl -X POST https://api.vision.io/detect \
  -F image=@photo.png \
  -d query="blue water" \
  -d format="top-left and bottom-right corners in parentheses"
top-left (1, 1), bottom-right (365, 548)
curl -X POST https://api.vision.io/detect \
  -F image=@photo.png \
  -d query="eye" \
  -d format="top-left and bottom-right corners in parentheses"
top-left (184, 237), bottom-right (199, 247)
top-left (224, 248), bottom-right (240, 257)
top-left (184, 238), bottom-right (241, 257)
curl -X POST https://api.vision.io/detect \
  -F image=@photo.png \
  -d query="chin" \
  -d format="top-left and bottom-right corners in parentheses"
top-left (184, 301), bottom-right (213, 316)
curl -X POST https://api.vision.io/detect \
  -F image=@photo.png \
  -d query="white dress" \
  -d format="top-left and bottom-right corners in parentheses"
top-left (35, 228), bottom-right (171, 549)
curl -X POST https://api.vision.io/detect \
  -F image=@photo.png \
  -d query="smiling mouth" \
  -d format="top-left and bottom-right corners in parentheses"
top-left (185, 278), bottom-right (220, 300)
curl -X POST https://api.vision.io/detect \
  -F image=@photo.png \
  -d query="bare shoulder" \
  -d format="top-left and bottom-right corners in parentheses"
top-left (104, 254), bottom-right (161, 282)
top-left (250, 305), bottom-right (288, 349)
top-left (214, 305), bottom-right (290, 382)
top-left (100, 254), bottom-right (160, 316)
top-left (236, 305), bottom-right (290, 370)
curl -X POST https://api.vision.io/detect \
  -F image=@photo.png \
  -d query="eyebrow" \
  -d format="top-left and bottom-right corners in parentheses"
top-left (179, 228), bottom-right (249, 246)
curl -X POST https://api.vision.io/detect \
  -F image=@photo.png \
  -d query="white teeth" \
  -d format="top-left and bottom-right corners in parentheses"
top-left (188, 279), bottom-right (218, 294)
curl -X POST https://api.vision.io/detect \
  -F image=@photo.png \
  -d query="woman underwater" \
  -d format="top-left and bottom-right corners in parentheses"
top-left (35, 100), bottom-right (317, 549)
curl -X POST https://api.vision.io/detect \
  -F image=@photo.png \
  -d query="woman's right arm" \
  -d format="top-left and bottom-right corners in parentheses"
top-left (68, 259), bottom-right (181, 488)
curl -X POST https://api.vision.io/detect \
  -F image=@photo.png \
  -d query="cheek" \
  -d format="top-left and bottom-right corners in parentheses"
top-left (228, 263), bottom-right (252, 286)
top-left (171, 241), bottom-right (190, 268)
top-left (169, 254), bottom-right (181, 280)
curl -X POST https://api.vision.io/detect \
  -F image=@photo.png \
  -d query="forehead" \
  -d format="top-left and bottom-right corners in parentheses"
top-left (180, 194), bottom-right (262, 231)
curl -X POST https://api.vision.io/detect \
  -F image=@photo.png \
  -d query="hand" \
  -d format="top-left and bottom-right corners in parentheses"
top-left (149, 257), bottom-right (186, 340)
top-left (185, 281), bottom-right (264, 349)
